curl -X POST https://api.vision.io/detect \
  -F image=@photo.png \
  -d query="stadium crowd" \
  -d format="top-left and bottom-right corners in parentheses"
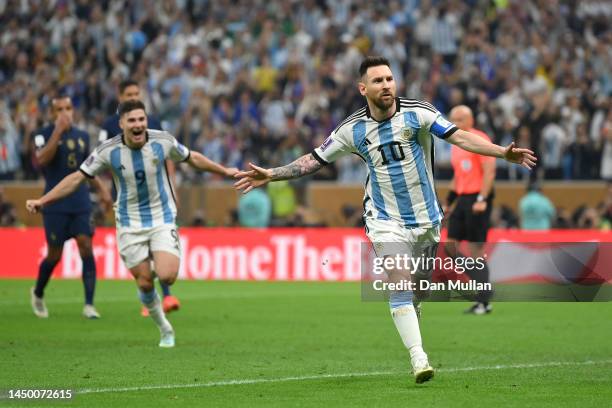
top-left (0, 0), bottom-right (610, 228)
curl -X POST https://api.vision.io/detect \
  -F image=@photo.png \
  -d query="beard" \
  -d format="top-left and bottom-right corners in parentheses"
top-left (371, 93), bottom-right (395, 111)
top-left (131, 127), bottom-right (145, 135)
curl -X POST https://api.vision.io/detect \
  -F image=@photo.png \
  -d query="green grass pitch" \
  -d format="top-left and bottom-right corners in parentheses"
top-left (1, 280), bottom-right (611, 407)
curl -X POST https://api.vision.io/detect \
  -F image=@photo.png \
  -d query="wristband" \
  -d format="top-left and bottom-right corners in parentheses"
top-left (476, 194), bottom-right (485, 202)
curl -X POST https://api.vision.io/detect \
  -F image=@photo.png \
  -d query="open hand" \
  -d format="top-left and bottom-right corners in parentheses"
top-left (504, 142), bottom-right (537, 169)
top-left (225, 167), bottom-right (240, 177)
top-left (233, 163), bottom-right (272, 194)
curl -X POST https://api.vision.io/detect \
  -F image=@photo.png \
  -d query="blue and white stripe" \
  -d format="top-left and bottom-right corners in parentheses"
top-left (354, 105), bottom-right (448, 228)
top-left (82, 130), bottom-right (187, 230)
top-left (313, 99), bottom-right (453, 229)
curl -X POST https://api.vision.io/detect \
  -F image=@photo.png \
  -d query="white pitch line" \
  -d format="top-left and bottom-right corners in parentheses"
top-left (79, 359), bottom-right (612, 395)
top-left (0, 291), bottom-right (353, 306)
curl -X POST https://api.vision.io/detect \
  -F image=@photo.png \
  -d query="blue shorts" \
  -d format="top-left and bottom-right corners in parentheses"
top-left (42, 212), bottom-right (93, 247)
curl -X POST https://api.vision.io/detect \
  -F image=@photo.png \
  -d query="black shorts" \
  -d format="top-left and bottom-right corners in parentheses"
top-left (42, 212), bottom-right (93, 247)
top-left (447, 193), bottom-right (493, 242)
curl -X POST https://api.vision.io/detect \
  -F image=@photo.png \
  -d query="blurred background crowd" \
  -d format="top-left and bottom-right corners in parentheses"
top-left (0, 0), bottom-right (610, 229)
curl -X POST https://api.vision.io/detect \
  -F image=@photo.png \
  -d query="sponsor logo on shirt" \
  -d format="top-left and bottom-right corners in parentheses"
top-left (320, 136), bottom-right (334, 152)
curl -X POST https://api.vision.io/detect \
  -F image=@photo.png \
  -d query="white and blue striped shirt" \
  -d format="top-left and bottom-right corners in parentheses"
top-left (80, 129), bottom-right (190, 230)
top-left (313, 98), bottom-right (457, 228)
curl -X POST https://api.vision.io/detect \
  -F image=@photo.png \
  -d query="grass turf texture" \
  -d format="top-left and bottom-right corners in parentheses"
top-left (1, 280), bottom-right (611, 407)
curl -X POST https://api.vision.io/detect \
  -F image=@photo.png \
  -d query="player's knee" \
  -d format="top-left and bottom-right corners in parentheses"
top-left (44, 255), bottom-right (62, 266)
top-left (159, 274), bottom-right (176, 286)
top-left (387, 267), bottom-right (411, 285)
top-left (45, 247), bottom-right (63, 264)
top-left (136, 276), bottom-right (154, 292)
top-left (76, 238), bottom-right (93, 257)
top-left (45, 251), bottom-right (62, 263)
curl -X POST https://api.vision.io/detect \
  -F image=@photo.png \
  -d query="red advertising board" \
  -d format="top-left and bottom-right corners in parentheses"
top-left (0, 228), bottom-right (611, 281)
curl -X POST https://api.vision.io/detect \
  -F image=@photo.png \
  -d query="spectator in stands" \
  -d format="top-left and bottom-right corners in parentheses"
top-left (553, 207), bottom-right (573, 229)
top-left (568, 124), bottom-right (600, 179)
top-left (191, 209), bottom-right (209, 227)
top-left (0, 103), bottom-right (21, 180)
top-left (0, 0), bottom-right (609, 184)
top-left (576, 206), bottom-right (601, 229)
top-left (238, 188), bottom-right (271, 228)
top-left (0, 187), bottom-right (18, 226)
top-left (600, 108), bottom-right (612, 181)
top-left (519, 183), bottom-right (556, 230)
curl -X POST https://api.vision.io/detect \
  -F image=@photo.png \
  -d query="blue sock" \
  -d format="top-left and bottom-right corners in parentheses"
top-left (34, 259), bottom-right (59, 298)
top-left (160, 281), bottom-right (171, 297)
top-left (139, 288), bottom-right (158, 305)
top-left (389, 290), bottom-right (413, 310)
top-left (81, 255), bottom-right (96, 305)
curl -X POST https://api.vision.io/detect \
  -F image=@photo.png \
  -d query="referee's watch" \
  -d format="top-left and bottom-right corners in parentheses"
top-left (476, 194), bottom-right (486, 203)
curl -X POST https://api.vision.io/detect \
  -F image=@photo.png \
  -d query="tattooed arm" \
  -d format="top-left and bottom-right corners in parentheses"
top-left (234, 153), bottom-right (323, 194)
top-left (270, 153), bottom-right (323, 180)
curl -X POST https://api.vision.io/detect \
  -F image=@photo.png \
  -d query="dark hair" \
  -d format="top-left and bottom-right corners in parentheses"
top-left (118, 100), bottom-right (146, 117)
top-left (119, 79), bottom-right (139, 94)
top-left (51, 94), bottom-right (71, 103)
top-left (359, 56), bottom-right (391, 77)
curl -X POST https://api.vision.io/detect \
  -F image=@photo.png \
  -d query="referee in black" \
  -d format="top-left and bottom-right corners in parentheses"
top-left (444, 106), bottom-right (495, 314)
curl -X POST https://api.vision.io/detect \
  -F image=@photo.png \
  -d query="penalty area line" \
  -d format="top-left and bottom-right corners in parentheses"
top-left (79, 359), bottom-right (612, 394)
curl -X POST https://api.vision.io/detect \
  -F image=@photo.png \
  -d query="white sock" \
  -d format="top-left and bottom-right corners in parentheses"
top-left (140, 291), bottom-right (173, 333)
top-left (391, 305), bottom-right (427, 362)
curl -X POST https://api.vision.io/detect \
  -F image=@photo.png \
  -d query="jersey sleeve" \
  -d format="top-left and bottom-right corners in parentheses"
top-left (80, 146), bottom-right (108, 178)
top-left (167, 134), bottom-right (191, 162)
top-left (312, 126), bottom-right (355, 165)
top-left (420, 108), bottom-right (458, 139)
top-left (98, 129), bottom-right (109, 143)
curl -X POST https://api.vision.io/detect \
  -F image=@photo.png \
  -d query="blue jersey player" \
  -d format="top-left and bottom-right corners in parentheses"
top-left (234, 56), bottom-right (537, 384)
top-left (99, 79), bottom-right (164, 143)
top-left (100, 79), bottom-right (181, 317)
top-left (30, 95), bottom-right (111, 319)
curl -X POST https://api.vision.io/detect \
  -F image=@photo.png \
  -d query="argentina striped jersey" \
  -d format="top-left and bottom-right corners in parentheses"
top-left (80, 129), bottom-right (190, 230)
top-left (313, 97), bottom-right (458, 228)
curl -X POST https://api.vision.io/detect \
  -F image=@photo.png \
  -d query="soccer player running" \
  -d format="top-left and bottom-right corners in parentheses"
top-left (445, 105), bottom-right (496, 314)
top-left (27, 100), bottom-right (238, 347)
top-left (234, 56), bottom-right (536, 383)
top-left (30, 95), bottom-right (112, 319)
top-left (100, 79), bottom-right (181, 317)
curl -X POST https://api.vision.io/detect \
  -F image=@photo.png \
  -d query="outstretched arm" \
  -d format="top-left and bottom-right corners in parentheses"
top-left (26, 171), bottom-right (86, 213)
top-left (234, 153), bottom-right (323, 194)
top-left (270, 153), bottom-right (323, 181)
top-left (186, 151), bottom-right (238, 177)
top-left (447, 129), bottom-right (537, 169)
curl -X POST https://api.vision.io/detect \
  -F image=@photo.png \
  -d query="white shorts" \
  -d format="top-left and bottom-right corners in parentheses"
top-left (365, 217), bottom-right (440, 279)
top-left (116, 224), bottom-right (181, 269)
